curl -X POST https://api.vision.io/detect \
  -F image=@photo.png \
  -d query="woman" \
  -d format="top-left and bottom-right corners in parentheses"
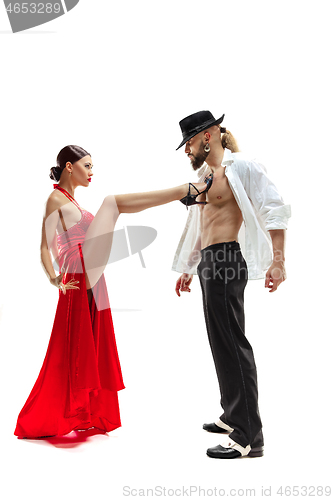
top-left (14, 145), bottom-right (212, 439)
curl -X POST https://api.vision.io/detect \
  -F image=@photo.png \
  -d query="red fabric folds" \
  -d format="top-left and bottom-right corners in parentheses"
top-left (14, 196), bottom-right (125, 439)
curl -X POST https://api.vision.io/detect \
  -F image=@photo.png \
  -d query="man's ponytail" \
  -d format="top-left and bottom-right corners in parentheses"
top-left (220, 127), bottom-right (240, 153)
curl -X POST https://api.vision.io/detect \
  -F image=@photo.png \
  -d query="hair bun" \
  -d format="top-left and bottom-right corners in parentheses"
top-left (49, 166), bottom-right (61, 182)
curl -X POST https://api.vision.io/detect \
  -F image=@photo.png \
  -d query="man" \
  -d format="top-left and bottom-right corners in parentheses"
top-left (172, 110), bottom-right (291, 459)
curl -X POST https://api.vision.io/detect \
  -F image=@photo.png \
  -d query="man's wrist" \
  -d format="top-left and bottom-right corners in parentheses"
top-left (272, 249), bottom-right (285, 263)
top-left (273, 256), bottom-right (285, 262)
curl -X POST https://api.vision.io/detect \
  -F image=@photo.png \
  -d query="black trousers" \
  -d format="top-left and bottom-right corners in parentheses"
top-left (197, 241), bottom-right (264, 448)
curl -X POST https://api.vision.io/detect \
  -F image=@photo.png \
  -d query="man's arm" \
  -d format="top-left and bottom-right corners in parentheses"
top-left (175, 234), bottom-right (201, 296)
top-left (239, 159), bottom-right (291, 291)
top-left (266, 229), bottom-right (286, 292)
top-left (242, 159), bottom-right (291, 231)
top-left (184, 234), bottom-right (202, 271)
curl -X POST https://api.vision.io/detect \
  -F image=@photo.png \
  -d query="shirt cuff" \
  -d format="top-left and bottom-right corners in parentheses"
top-left (265, 204), bottom-right (291, 230)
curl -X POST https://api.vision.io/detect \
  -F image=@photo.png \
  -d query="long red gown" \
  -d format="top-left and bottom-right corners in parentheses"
top-left (14, 185), bottom-right (125, 438)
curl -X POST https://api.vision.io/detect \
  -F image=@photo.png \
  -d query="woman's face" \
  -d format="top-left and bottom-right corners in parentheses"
top-left (69, 155), bottom-right (94, 186)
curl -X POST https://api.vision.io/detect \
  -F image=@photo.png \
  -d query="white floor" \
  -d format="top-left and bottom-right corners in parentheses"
top-left (4, 402), bottom-right (332, 500)
top-left (2, 279), bottom-right (332, 499)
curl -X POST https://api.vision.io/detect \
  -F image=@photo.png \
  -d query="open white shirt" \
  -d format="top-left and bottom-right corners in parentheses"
top-left (171, 148), bottom-right (291, 280)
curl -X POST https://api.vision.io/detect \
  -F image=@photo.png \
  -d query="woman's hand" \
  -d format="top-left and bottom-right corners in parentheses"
top-left (50, 266), bottom-right (80, 295)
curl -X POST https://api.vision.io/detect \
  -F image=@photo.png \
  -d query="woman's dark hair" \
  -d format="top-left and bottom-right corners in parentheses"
top-left (49, 145), bottom-right (91, 182)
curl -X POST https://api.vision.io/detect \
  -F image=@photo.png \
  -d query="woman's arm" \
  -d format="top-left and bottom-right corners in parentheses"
top-left (40, 197), bottom-right (61, 281)
top-left (50, 235), bottom-right (60, 269)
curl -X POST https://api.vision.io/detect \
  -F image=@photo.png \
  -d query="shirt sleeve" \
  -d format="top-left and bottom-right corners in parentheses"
top-left (171, 163), bottom-right (212, 275)
top-left (171, 205), bottom-right (202, 275)
top-left (237, 159), bottom-right (291, 230)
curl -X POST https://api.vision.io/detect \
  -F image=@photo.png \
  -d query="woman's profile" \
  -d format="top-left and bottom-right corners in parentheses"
top-left (14, 145), bottom-right (213, 439)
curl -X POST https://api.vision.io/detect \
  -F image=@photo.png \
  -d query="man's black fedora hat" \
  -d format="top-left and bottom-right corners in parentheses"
top-left (176, 110), bottom-right (225, 150)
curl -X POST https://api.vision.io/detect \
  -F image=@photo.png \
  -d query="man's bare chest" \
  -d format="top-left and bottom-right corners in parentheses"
top-left (205, 171), bottom-right (235, 206)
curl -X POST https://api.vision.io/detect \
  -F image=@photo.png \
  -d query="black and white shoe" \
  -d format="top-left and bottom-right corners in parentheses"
top-left (207, 438), bottom-right (264, 459)
top-left (203, 419), bottom-right (233, 434)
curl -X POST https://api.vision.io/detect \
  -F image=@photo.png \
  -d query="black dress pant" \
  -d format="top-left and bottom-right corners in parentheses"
top-left (197, 241), bottom-right (264, 448)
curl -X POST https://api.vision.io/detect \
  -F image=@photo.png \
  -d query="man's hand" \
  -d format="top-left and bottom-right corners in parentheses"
top-left (175, 273), bottom-right (193, 297)
top-left (265, 261), bottom-right (286, 293)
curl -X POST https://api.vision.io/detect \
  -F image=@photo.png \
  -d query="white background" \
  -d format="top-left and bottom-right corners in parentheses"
top-left (0, 1), bottom-right (332, 499)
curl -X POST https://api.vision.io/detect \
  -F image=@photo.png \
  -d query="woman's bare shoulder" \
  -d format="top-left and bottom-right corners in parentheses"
top-left (44, 190), bottom-right (67, 218)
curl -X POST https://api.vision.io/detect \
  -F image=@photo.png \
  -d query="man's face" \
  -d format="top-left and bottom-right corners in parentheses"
top-left (184, 133), bottom-right (209, 171)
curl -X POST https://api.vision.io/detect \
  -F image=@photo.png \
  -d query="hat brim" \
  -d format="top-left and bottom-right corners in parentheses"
top-left (176, 114), bottom-right (225, 151)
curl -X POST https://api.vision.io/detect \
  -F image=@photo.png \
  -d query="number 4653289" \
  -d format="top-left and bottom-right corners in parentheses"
top-left (6, 3), bottom-right (61, 14)
top-left (277, 486), bottom-right (331, 496)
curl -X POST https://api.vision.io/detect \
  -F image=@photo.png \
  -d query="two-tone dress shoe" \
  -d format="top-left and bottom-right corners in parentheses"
top-left (207, 438), bottom-right (264, 459)
top-left (203, 419), bottom-right (234, 434)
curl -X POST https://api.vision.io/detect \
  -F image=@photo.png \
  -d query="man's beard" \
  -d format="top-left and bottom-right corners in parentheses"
top-left (189, 141), bottom-right (209, 170)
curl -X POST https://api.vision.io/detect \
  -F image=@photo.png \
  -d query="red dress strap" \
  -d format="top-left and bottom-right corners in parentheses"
top-left (53, 184), bottom-right (82, 211)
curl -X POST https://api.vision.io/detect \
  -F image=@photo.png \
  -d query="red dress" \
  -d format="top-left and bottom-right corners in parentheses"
top-left (14, 185), bottom-right (125, 438)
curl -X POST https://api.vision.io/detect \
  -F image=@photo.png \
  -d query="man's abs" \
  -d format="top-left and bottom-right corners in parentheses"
top-left (198, 170), bottom-right (244, 249)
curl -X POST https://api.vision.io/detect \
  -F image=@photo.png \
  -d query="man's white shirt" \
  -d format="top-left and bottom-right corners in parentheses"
top-left (171, 148), bottom-right (291, 280)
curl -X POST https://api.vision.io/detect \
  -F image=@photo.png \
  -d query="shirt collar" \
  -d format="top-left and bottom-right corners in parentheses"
top-left (222, 147), bottom-right (234, 165)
